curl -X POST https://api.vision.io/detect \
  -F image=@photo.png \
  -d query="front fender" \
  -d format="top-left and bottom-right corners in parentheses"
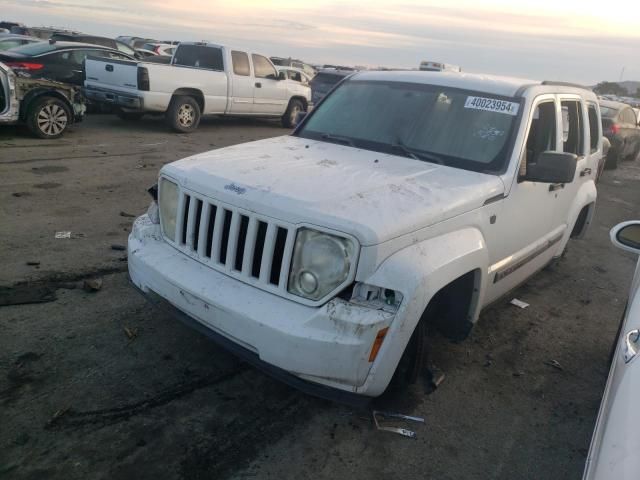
top-left (356, 227), bottom-right (489, 395)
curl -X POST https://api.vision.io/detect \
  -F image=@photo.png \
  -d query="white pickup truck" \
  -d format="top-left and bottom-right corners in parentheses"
top-left (84, 42), bottom-right (312, 132)
top-left (129, 72), bottom-right (603, 404)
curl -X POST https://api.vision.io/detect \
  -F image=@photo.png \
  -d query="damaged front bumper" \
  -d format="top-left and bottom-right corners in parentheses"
top-left (128, 214), bottom-right (396, 405)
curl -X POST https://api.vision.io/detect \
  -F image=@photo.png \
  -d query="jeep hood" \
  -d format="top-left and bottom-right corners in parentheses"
top-left (162, 136), bottom-right (505, 246)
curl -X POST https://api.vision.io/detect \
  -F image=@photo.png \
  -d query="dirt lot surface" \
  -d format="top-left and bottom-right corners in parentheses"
top-left (1, 115), bottom-right (639, 480)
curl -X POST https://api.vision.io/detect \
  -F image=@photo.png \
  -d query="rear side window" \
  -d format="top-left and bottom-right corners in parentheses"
top-left (622, 108), bottom-right (637, 125)
top-left (561, 100), bottom-right (584, 156)
top-left (252, 54), bottom-right (277, 79)
top-left (231, 51), bottom-right (250, 76)
top-left (174, 45), bottom-right (224, 71)
top-left (587, 104), bottom-right (600, 153)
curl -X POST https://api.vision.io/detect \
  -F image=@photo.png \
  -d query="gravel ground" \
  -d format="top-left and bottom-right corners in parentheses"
top-left (1, 115), bottom-right (639, 480)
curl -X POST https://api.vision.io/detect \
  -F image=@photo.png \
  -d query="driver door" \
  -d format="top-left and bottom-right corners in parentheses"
top-left (250, 53), bottom-right (288, 115)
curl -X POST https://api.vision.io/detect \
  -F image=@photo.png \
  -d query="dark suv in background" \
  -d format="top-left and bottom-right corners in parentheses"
top-left (600, 99), bottom-right (640, 169)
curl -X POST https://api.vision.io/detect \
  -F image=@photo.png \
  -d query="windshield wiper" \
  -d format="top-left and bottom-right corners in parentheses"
top-left (390, 142), bottom-right (444, 165)
top-left (321, 133), bottom-right (356, 147)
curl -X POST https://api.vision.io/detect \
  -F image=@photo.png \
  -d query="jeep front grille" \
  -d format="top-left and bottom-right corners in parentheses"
top-left (169, 189), bottom-right (296, 293)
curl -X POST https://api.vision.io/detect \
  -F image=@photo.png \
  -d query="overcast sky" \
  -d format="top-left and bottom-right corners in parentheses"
top-left (5, 0), bottom-right (640, 84)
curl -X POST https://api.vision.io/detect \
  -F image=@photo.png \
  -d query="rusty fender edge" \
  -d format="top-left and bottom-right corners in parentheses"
top-left (130, 277), bottom-right (372, 408)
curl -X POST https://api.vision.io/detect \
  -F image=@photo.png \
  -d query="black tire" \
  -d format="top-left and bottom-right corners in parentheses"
top-left (116, 109), bottom-right (144, 121)
top-left (389, 319), bottom-right (428, 390)
top-left (604, 148), bottom-right (619, 170)
top-left (165, 96), bottom-right (201, 133)
top-left (281, 98), bottom-right (304, 128)
top-left (26, 96), bottom-right (71, 139)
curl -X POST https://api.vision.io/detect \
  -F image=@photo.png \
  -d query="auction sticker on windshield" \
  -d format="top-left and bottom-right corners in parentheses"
top-left (464, 96), bottom-right (519, 116)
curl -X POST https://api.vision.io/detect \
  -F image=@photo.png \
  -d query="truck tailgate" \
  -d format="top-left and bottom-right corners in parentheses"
top-left (85, 56), bottom-right (139, 90)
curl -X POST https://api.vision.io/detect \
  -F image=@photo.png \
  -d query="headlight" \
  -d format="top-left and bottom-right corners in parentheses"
top-left (288, 228), bottom-right (356, 301)
top-left (159, 178), bottom-right (178, 240)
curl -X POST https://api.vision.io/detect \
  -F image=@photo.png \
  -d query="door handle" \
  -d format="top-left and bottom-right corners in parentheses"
top-left (580, 168), bottom-right (592, 177)
top-left (548, 183), bottom-right (564, 192)
top-left (624, 329), bottom-right (639, 363)
top-left (255, 82), bottom-right (262, 88)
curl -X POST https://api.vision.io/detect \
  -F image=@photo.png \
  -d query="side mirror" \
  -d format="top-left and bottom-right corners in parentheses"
top-left (278, 71), bottom-right (287, 80)
top-left (524, 151), bottom-right (577, 184)
top-left (610, 221), bottom-right (640, 254)
top-left (294, 111), bottom-right (307, 126)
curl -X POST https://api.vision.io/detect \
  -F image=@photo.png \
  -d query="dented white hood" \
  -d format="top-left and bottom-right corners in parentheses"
top-left (162, 135), bottom-right (504, 246)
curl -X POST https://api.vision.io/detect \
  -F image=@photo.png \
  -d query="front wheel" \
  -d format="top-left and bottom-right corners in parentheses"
top-left (26, 96), bottom-right (71, 139)
top-left (166, 96), bottom-right (201, 133)
top-left (281, 99), bottom-right (304, 128)
top-left (389, 319), bottom-right (428, 390)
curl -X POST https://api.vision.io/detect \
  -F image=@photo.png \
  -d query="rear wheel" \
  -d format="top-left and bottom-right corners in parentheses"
top-left (166, 96), bottom-right (201, 133)
top-left (26, 96), bottom-right (71, 139)
top-left (281, 98), bottom-right (304, 128)
top-left (605, 148), bottom-right (620, 170)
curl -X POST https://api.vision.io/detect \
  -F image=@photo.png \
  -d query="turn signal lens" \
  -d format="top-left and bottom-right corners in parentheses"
top-left (368, 327), bottom-right (389, 362)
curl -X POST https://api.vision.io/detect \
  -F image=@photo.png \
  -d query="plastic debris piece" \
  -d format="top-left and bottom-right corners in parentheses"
top-left (124, 327), bottom-right (138, 340)
top-left (510, 298), bottom-right (529, 309)
top-left (372, 410), bottom-right (424, 439)
top-left (545, 359), bottom-right (564, 371)
top-left (83, 278), bottom-right (103, 292)
top-left (55, 231), bottom-right (71, 239)
top-left (111, 244), bottom-right (126, 251)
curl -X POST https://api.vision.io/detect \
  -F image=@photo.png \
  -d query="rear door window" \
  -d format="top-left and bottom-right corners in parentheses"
top-left (561, 100), bottom-right (585, 156)
top-left (252, 54), bottom-right (277, 79)
top-left (174, 45), bottom-right (224, 71)
top-left (231, 51), bottom-right (250, 76)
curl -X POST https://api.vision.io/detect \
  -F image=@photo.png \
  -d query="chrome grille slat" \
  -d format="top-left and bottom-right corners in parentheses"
top-left (241, 217), bottom-right (258, 276)
top-left (196, 202), bottom-right (211, 257)
top-left (171, 188), bottom-right (296, 295)
top-left (185, 196), bottom-right (198, 248)
top-left (259, 223), bottom-right (277, 284)
top-left (225, 212), bottom-right (241, 272)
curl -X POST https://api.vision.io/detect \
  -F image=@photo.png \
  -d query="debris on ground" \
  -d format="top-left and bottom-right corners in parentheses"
top-left (26, 261), bottom-right (41, 266)
top-left (110, 244), bottom-right (126, 251)
top-left (55, 231), bottom-right (71, 239)
top-left (372, 410), bottom-right (425, 439)
top-left (427, 364), bottom-right (446, 389)
top-left (484, 353), bottom-right (494, 367)
top-left (124, 327), bottom-right (138, 340)
top-left (83, 278), bottom-right (103, 292)
top-left (119, 211), bottom-right (136, 218)
top-left (0, 285), bottom-right (57, 306)
top-left (545, 359), bottom-right (564, 371)
top-left (45, 408), bottom-right (69, 428)
top-left (510, 298), bottom-right (530, 309)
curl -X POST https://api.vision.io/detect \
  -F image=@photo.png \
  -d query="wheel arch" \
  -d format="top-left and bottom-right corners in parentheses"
top-left (355, 228), bottom-right (489, 396)
top-left (171, 88), bottom-right (205, 111)
top-left (288, 95), bottom-right (308, 110)
top-left (20, 89), bottom-right (74, 122)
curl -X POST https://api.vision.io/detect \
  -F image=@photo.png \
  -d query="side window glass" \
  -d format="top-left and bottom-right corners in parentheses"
top-left (231, 51), bottom-right (250, 76)
top-left (291, 71), bottom-right (302, 82)
top-left (252, 54), bottom-right (278, 79)
top-left (561, 100), bottom-right (584, 156)
top-left (587, 104), bottom-right (599, 153)
top-left (522, 101), bottom-right (557, 175)
top-left (174, 46), bottom-right (223, 70)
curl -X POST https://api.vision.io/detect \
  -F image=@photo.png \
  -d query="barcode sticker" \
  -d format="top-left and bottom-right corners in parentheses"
top-left (465, 96), bottom-right (519, 115)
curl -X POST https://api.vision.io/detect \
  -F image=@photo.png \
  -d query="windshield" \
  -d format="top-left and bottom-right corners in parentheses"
top-left (297, 80), bottom-right (522, 173)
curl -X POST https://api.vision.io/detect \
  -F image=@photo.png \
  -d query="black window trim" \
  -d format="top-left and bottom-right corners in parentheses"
top-left (586, 101), bottom-right (600, 154)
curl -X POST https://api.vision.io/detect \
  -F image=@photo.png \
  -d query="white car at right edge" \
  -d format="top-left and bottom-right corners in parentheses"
top-left (583, 221), bottom-right (640, 480)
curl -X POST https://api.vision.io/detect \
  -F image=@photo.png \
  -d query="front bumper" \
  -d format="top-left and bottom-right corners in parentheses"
top-left (128, 215), bottom-right (396, 402)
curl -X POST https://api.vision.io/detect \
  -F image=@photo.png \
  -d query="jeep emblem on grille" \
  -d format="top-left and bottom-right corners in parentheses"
top-left (224, 183), bottom-right (247, 195)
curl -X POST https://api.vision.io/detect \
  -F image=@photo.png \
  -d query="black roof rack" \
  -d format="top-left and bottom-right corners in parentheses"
top-left (541, 80), bottom-right (591, 90)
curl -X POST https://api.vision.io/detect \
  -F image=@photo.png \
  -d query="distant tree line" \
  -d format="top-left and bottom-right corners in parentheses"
top-left (593, 81), bottom-right (640, 98)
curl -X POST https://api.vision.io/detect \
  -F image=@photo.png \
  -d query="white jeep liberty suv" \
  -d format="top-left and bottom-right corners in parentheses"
top-left (129, 71), bottom-right (602, 404)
